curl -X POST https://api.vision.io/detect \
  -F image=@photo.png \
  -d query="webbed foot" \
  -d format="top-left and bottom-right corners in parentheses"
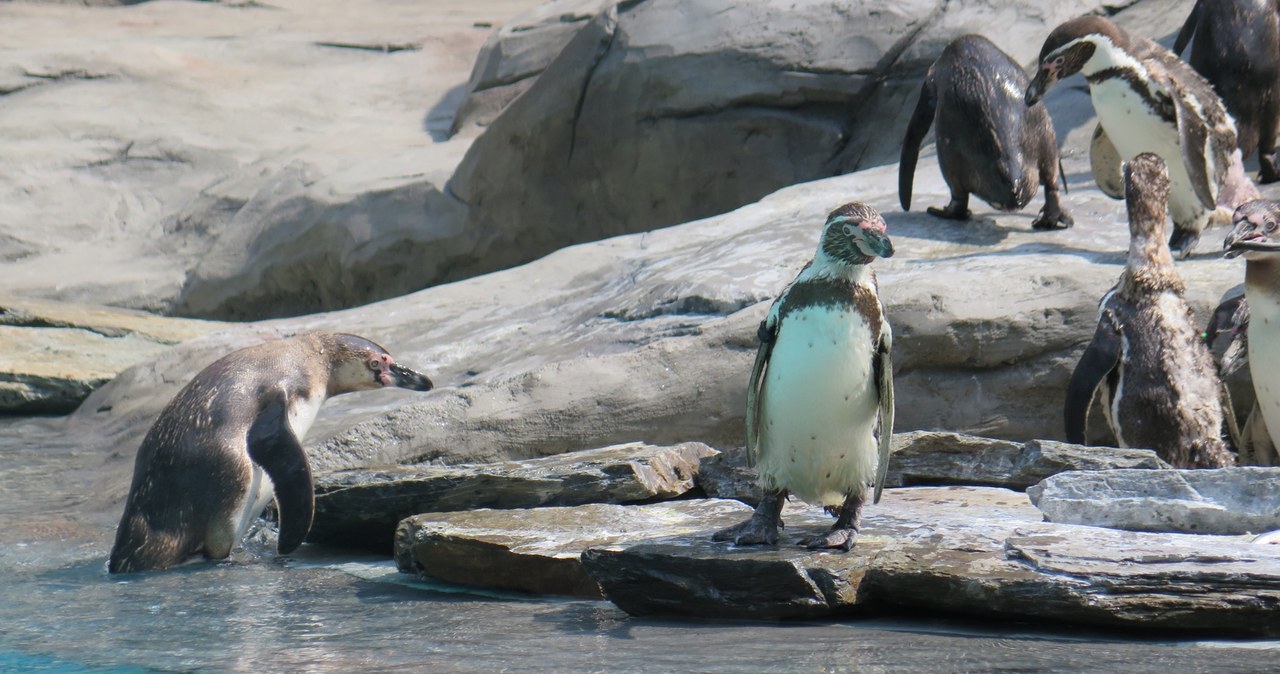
top-left (712, 490), bottom-right (785, 547)
top-left (1168, 225), bottom-right (1201, 260)
top-left (1260, 152), bottom-right (1280, 185)
top-left (927, 201), bottom-right (971, 221)
top-left (1032, 206), bottom-right (1073, 230)
top-left (800, 527), bottom-right (858, 551)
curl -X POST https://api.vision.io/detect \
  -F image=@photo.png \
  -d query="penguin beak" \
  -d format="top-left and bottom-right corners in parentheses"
top-left (1025, 64), bottom-right (1056, 106)
top-left (386, 363), bottom-right (434, 391)
top-left (857, 226), bottom-right (895, 259)
top-left (1223, 208), bottom-right (1280, 259)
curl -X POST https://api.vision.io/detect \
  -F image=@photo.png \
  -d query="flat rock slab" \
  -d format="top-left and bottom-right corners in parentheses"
top-left (575, 487), bottom-right (1280, 634)
top-left (394, 499), bottom-right (750, 597)
top-left (311, 441), bottom-right (717, 551)
top-left (0, 295), bottom-right (224, 414)
top-left (1028, 467), bottom-right (1280, 535)
top-left (699, 432), bottom-right (1168, 504)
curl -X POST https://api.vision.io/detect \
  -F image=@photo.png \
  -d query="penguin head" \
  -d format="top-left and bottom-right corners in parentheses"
top-left (820, 202), bottom-right (894, 265)
top-left (321, 333), bottom-right (435, 395)
top-left (1225, 200), bottom-right (1280, 261)
top-left (1026, 15), bottom-right (1123, 105)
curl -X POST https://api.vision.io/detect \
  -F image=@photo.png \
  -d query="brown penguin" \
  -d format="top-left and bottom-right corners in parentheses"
top-left (900, 34), bottom-right (1072, 230)
top-left (108, 332), bottom-right (434, 573)
top-left (1064, 153), bottom-right (1235, 468)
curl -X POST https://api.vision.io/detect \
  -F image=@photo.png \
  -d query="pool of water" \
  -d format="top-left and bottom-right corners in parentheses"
top-left (1, 417), bottom-right (1276, 672)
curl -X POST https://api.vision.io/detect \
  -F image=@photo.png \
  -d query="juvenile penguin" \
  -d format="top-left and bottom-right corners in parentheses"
top-left (108, 332), bottom-right (434, 573)
top-left (1224, 199), bottom-right (1280, 463)
top-left (1064, 153), bottom-right (1234, 468)
top-left (900, 34), bottom-right (1072, 230)
top-left (712, 202), bottom-right (894, 551)
top-left (1026, 15), bottom-right (1261, 258)
top-left (1174, 0), bottom-right (1280, 184)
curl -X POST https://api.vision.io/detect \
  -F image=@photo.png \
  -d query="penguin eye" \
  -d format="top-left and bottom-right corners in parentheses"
top-left (841, 223), bottom-right (857, 237)
top-left (367, 358), bottom-right (381, 371)
top-left (1266, 220), bottom-right (1277, 234)
top-left (1052, 55), bottom-right (1065, 67)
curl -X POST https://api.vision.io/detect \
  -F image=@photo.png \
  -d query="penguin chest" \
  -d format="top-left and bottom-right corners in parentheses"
top-left (1090, 78), bottom-right (1210, 223)
top-left (756, 305), bottom-right (880, 506)
top-left (1248, 290), bottom-right (1280, 445)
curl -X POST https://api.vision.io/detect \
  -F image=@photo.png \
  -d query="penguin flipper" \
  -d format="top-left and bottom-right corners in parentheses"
top-left (247, 389), bottom-right (315, 555)
top-left (1172, 0), bottom-right (1200, 56)
top-left (745, 311), bottom-right (778, 467)
top-left (1089, 124), bottom-right (1125, 200)
top-left (899, 68), bottom-right (938, 212)
top-left (872, 324), bottom-right (895, 505)
top-left (1154, 68), bottom-right (1223, 209)
top-left (1064, 312), bottom-right (1122, 445)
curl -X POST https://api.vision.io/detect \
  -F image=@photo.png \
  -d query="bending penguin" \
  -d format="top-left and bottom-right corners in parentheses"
top-left (1224, 199), bottom-right (1280, 465)
top-left (1027, 15), bottom-right (1261, 258)
top-left (900, 34), bottom-right (1072, 230)
top-left (1174, 0), bottom-right (1280, 184)
top-left (713, 202), bottom-right (894, 551)
top-left (1064, 153), bottom-right (1235, 468)
top-left (108, 332), bottom-right (434, 573)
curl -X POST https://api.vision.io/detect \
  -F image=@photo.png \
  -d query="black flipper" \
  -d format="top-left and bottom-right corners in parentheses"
top-left (899, 68), bottom-right (938, 212)
top-left (247, 389), bottom-right (314, 555)
top-left (1064, 311), bottom-right (1123, 444)
top-left (1172, 0), bottom-right (1200, 56)
top-left (746, 314), bottom-right (778, 467)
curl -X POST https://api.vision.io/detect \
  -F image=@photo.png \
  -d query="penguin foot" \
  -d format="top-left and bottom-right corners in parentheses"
top-left (800, 526), bottom-right (858, 552)
top-left (1168, 226), bottom-right (1200, 260)
top-left (712, 516), bottom-right (779, 547)
top-left (1031, 207), bottom-right (1073, 230)
top-left (1259, 153), bottom-right (1280, 184)
top-left (926, 203), bottom-right (971, 221)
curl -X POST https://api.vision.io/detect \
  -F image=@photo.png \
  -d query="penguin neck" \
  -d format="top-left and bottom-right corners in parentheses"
top-left (801, 249), bottom-right (872, 284)
top-left (1122, 231), bottom-right (1182, 294)
top-left (1080, 35), bottom-right (1140, 79)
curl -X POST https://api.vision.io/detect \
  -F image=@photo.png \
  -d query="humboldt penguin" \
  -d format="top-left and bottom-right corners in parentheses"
top-left (1203, 289), bottom-right (1276, 464)
top-left (1064, 153), bottom-right (1234, 468)
top-left (1224, 199), bottom-right (1280, 464)
top-left (900, 34), bottom-right (1072, 230)
top-left (1027, 15), bottom-right (1261, 258)
top-left (108, 332), bottom-right (434, 573)
top-left (713, 202), bottom-right (894, 551)
top-left (1174, 0), bottom-right (1280, 184)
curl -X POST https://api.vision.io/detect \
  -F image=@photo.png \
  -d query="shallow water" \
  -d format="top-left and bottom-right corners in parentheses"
top-left (2, 417), bottom-right (1278, 673)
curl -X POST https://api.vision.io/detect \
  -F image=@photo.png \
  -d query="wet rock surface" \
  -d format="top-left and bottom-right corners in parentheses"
top-left (310, 441), bottom-right (716, 551)
top-left (1028, 467), bottom-right (1280, 535)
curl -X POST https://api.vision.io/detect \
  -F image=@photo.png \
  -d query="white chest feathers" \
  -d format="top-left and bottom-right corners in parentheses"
top-left (1248, 289), bottom-right (1280, 447)
top-left (754, 305), bottom-right (881, 506)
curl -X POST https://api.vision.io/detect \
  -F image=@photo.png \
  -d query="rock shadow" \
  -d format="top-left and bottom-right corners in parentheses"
top-left (884, 210), bottom-right (1014, 247)
top-left (423, 83), bottom-right (470, 142)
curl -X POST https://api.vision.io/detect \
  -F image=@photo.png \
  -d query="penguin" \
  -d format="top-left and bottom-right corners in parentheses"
top-left (1064, 153), bottom-right (1235, 468)
top-left (900, 34), bottom-right (1072, 230)
top-left (108, 332), bottom-right (434, 573)
top-left (1224, 199), bottom-right (1280, 465)
top-left (1026, 15), bottom-right (1261, 259)
top-left (1203, 289), bottom-right (1276, 465)
top-left (712, 202), bottom-right (894, 552)
top-left (1174, 0), bottom-right (1280, 184)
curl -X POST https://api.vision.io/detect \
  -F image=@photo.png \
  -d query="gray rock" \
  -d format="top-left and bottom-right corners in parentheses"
top-left (1027, 467), bottom-right (1280, 535)
top-left (577, 487), bottom-right (1280, 633)
top-left (698, 432), bottom-right (1169, 504)
top-left (310, 441), bottom-right (716, 550)
top-left (394, 499), bottom-right (750, 597)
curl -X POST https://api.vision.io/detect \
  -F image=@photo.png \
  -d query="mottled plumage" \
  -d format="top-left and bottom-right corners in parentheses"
top-left (108, 332), bottom-right (434, 573)
top-left (715, 203), bottom-right (894, 552)
top-left (1065, 154), bottom-right (1235, 468)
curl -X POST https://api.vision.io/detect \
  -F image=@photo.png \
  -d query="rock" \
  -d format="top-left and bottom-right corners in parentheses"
top-left (447, 0), bottom-right (1111, 298)
top-left (698, 432), bottom-right (1169, 504)
top-left (577, 487), bottom-right (1280, 634)
top-left (309, 441), bottom-right (717, 551)
top-left (1027, 467), bottom-right (1280, 535)
top-left (394, 499), bottom-right (750, 597)
top-left (0, 295), bottom-right (225, 414)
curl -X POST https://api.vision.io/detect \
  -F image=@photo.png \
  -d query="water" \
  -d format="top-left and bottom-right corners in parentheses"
top-left (2, 417), bottom-right (1278, 672)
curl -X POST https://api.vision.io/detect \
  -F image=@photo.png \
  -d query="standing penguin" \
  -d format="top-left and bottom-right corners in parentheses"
top-left (1203, 289), bottom-right (1276, 465)
top-left (1026, 15), bottom-right (1261, 258)
top-left (108, 332), bottom-right (434, 573)
top-left (1224, 199), bottom-right (1280, 464)
top-left (1064, 153), bottom-right (1234, 468)
top-left (713, 202), bottom-right (894, 551)
top-left (900, 34), bottom-right (1072, 230)
top-left (1174, 0), bottom-right (1280, 184)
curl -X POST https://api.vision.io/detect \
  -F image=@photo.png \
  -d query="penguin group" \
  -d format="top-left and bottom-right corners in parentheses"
top-left (110, 3), bottom-right (1280, 572)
